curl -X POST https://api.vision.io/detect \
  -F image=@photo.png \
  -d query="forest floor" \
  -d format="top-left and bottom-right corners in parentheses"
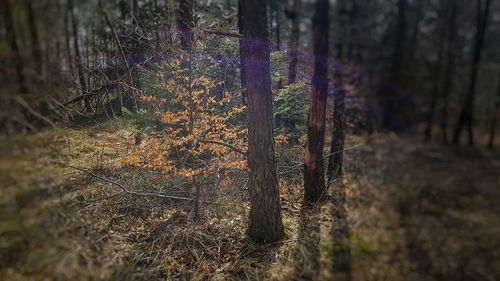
top-left (1, 119), bottom-right (499, 281)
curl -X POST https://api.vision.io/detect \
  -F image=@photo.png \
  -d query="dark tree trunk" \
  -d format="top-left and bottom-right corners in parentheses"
top-left (453, 0), bottom-right (491, 146)
top-left (241, 0), bottom-right (284, 243)
top-left (488, 76), bottom-right (500, 149)
top-left (424, 0), bottom-right (447, 142)
top-left (68, 0), bottom-right (89, 108)
top-left (304, 0), bottom-right (329, 202)
top-left (176, 0), bottom-right (194, 51)
top-left (440, 0), bottom-right (457, 143)
top-left (327, 68), bottom-right (346, 184)
top-left (285, 0), bottom-right (300, 84)
top-left (347, 0), bottom-right (359, 62)
top-left (63, 2), bottom-right (73, 75)
top-left (383, 0), bottom-right (407, 130)
top-left (335, 0), bottom-right (347, 59)
top-left (408, 0), bottom-right (423, 63)
top-left (391, 0), bottom-right (407, 85)
top-left (25, 0), bottom-right (42, 76)
top-left (238, 0), bottom-right (247, 105)
top-left (3, 0), bottom-right (28, 94)
top-left (273, 0), bottom-right (283, 89)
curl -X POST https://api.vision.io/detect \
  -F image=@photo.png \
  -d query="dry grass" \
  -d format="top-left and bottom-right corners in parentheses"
top-left (1, 121), bottom-right (499, 280)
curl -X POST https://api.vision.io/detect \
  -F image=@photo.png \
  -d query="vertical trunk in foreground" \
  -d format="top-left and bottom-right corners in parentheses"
top-left (453, 0), bottom-right (491, 145)
top-left (285, 0), bottom-right (300, 84)
top-left (241, 0), bottom-right (284, 243)
top-left (327, 69), bottom-right (346, 184)
top-left (304, 0), bottom-right (329, 202)
top-left (2, 0), bottom-right (28, 94)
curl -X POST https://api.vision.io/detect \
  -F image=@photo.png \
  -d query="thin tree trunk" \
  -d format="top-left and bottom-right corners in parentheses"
top-left (453, 0), bottom-right (491, 146)
top-left (274, 0), bottom-right (283, 89)
top-left (241, 0), bottom-right (284, 243)
top-left (408, 0), bottom-right (422, 63)
top-left (176, 0), bottom-right (193, 51)
top-left (238, 0), bottom-right (247, 105)
top-left (440, 0), bottom-right (457, 143)
top-left (304, 0), bottom-right (329, 202)
top-left (424, 0), bottom-right (447, 142)
top-left (286, 0), bottom-right (300, 84)
top-left (488, 76), bottom-right (500, 149)
top-left (98, 0), bottom-right (136, 110)
top-left (2, 0), bottom-right (28, 94)
top-left (25, 0), bottom-right (42, 76)
top-left (347, 0), bottom-right (359, 62)
top-left (327, 68), bottom-right (346, 184)
top-left (68, 0), bottom-right (89, 109)
top-left (383, 0), bottom-right (407, 130)
top-left (63, 2), bottom-right (73, 75)
top-left (335, 0), bottom-right (347, 59)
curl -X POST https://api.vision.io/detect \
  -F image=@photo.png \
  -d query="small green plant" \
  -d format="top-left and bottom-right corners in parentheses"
top-left (274, 82), bottom-right (308, 143)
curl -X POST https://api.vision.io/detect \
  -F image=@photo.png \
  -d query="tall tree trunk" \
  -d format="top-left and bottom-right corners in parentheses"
top-left (68, 0), bottom-right (89, 109)
top-left (327, 68), bottom-right (346, 184)
top-left (424, 0), bottom-right (447, 142)
top-left (25, 0), bottom-right (42, 76)
top-left (176, 0), bottom-right (194, 51)
top-left (440, 0), bottom-right (457, 143)
top-left (274, 0), bottom-right (283, 89)
top-left (2, 0), bottom-right (27, 94)
top-left (383, 0), bottom-right (407, 130)
top-left (391, 0), bottom-right (407, 86)
top-left (347, 0), bottom-right (359, 62)
top-left (63, 2), bottom-right (74, 76)
top-left (453, 0), bottom-right (491, 146)
top-left (304, 0), bottom-right (329, 202)
top-left (408, 0), bottom-right (422, 63)
top-left (285, 0), bottom-right (300, 84)
top-left (335, 0), bottom-right (347, 59)
top-left (238, 0), bottom-right (247, 105)
top-left (241, 0), bottom-right (284, 243)
top-left (488, 75), bottom-right (500, 149)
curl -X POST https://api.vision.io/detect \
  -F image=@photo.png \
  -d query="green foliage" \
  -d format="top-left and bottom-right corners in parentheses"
top-left (270, 51), bottom-right (287, 85)
top-left (273, 82), bottom-right (308, 143)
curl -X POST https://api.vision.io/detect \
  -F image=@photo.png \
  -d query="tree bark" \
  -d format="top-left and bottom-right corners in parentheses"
top-left (488, 76), bottom-right (500, 149)
top-left (382, 0), bottom-right (407, 130)
top-left (238, 0), bottom-right (247, 105)
top-left (424, 0), bottom-right (447, 142)
top-left (241, 0), bottom-right (284, 243)
top-left (176, 0), bottom-right (194, 51)
top-left (304, 0), bottom-right (329, 202)
top-left (440, 0), bottom-right (457, 143)
top-left (327, 68), bottom-right (346, 184)
top-left (68, 0), bottom-right (89, 109)
top-left (453, 0), bottom-right (491, 146)
top-left (285, 0), bottom-right (300, 84)
top-left (2, 0), bottom-right (28, 94)
top-left (25, 0), bottom-right (42, 76)
top-left (63, 2), bottom-right (73, 76)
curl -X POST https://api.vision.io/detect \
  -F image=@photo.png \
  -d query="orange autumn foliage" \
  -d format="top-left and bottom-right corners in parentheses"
top-left (120, 59), bottom-right (248, 179)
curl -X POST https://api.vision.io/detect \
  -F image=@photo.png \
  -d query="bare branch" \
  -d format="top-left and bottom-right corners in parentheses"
top-left (198, 139), bottom-right (247, 155)
top-left (49, 161), bottom-right (217, 204)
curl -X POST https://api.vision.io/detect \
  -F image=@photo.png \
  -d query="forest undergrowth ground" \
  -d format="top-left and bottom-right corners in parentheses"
top-left (1, 119), bottom-right (499, 281)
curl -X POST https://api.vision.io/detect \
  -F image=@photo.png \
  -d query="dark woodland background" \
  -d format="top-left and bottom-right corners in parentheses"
top-left (0, 0), bottom-right (499, 280)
